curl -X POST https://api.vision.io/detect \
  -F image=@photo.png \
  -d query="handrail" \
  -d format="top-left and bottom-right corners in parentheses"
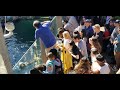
top-left (12, 40), bottom-right (37, 69)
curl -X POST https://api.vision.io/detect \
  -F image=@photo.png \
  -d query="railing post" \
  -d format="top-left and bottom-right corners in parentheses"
top-left (40, 39), bottom-right (47, 64)
top-left (56, 16), bottom-right (63, 28)
top-left (0, 23), bottom-right (13, 74)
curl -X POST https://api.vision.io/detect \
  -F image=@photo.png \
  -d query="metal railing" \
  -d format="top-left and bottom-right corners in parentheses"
top-left (12, 16), bottom-right (60, 74)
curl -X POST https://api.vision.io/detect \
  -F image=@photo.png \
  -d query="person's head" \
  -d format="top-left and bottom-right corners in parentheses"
top-left (33, 20), bottom-right (41, 29)
top-left (96, 54), bottom-right (105, 65)
top-left (84, 19), bottom-right (91, 27)
top-left (114, 19), bottom-right (120, 27)
top-left (63, 31), bottom-right (71, 39)
top-left (62, 19), bottom-right (68, 26)
top-left (80, 29), bottom-right (86, 38)
top-left (30, 64), bottom-right (46, 74)
top-left (93, 24), bottom-right (101, 33)
top-left (30, 68), bottom-right (42, 74)
top-left (49, 48), bottom-right (58, 58)
top-left (109, 20), bottom-right (115, 26)
top-left (68, 40), bottom-right (75, 50)
top-left (35, 64), bottom-right (46, 71)
top-left (73, 33), bottom-right (81, 43)
top-left (89, 36), bottom-right (99, 46)
top-left (47, 52), bottom-right (55, 60)
top-left (73, 30), bottom-right (80, 35)
top-left (104, 24), bottom-right (110, 31)
top-left (91, 48), bottom-right (99, 55)
top-left (74, 57), bottom-right (92, 74)
top-left (57, 27), bottom-right (64, 38)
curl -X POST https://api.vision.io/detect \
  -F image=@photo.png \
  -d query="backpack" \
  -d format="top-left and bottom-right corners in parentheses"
top-left (55, 58), bottom-right (64, 74)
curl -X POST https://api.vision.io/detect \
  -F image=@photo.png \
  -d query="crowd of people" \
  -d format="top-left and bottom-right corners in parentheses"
top-left (30, 16), bottom-right (120, 74)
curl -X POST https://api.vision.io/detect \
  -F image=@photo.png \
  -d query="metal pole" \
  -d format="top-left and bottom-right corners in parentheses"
top-left (0, 23), bottom-right (13, 74)
top-left (56, 16), bottom-right (62, 28)
top-left (40, 39), bottom-right (47, 64)
top-left (4, 16), bottom-right (6, 34)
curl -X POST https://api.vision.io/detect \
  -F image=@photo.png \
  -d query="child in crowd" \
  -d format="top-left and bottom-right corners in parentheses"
top-left (43, 52), bottom-right (61, 74)
top-left (49, 49), bottom-right (64, 74)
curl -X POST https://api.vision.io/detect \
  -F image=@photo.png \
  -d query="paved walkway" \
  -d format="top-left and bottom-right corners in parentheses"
top-left (0, 54), bottom-right (7, 74)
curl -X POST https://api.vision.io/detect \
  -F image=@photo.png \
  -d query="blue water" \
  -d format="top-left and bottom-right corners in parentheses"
top-left (6, 35), bottom-right (34, 67)
top-left (5, 20), bottom-right (35, 67)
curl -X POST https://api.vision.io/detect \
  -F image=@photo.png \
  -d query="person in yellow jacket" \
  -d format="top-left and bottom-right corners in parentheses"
top-left (61, 31), bottom-right (73, 74)
top-left (60, 45), bottom-right (73, 74)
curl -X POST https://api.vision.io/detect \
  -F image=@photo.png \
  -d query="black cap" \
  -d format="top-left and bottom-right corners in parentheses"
top-left (115, 20), bottom-right (120, 23)
top-left (85, 19), bottom-right (91, 23)
top-left (96, 54), bottom-right (105, 62)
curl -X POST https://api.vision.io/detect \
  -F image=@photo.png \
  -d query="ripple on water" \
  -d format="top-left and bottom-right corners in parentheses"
top-left (6, 35), bottom-right (33, 67)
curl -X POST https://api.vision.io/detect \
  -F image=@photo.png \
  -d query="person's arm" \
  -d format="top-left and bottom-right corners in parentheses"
top-left (113, 40), bottom-right (118, 45)
top-left (80, 41), bottom-right (87, 56)
top-left (35, 30), bottom-right (39, 40)
top-left (111, 28), bottom-right (117, 43)
top-left (54, 60), bottom-right (61, 66)
top-left (69, 51), bottom-right (79, 59)
top-left (42, 21), bottom-right (51, 27)
top-left (113, 37), bottom-right (118, 45)
top-left (116, 68), bottom-right (120, 74)
top-left (92, 70), bottom-right (100, 74)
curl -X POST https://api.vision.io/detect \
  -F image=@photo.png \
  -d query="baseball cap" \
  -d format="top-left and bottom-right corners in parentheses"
top-left (115, 20), bottom-right (120, 23)
top-left (85, 19), bottom-right (91, 23)
top-left (96, 54), bottom-right (105, 62)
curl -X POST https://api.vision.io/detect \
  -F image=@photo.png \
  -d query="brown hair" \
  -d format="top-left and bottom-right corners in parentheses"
top-left (74, 57), bottom-right (92, 74)
top-left (47, 52), bottom-right (55, 60)
top-left (90, 36), bottom-right (102, 53)
top-left (57, 27), bottom-right (64, 38)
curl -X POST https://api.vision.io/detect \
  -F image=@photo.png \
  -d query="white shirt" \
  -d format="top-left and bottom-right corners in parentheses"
top-left (91, 55), bottom-right (97, 63)
top-left (92, 62), bottom-right (110, 74)
top-left (63, 39), bottom-right (71, 50)
top-left (74, 25), bottom-right (85, 32)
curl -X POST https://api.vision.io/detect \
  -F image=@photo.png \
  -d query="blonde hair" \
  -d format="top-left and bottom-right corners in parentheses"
top-left (63, 31), bottom-right (71, 39)
top-left (93, 24), bottom-right (100, 29)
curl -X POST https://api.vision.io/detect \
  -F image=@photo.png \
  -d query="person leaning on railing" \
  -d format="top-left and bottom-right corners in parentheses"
top-left (33, 20), bottom-right (56, 54)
